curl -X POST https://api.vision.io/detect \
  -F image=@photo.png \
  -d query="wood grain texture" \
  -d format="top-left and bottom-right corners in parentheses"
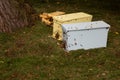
top-left (0, 0), bottom-right (35, 32)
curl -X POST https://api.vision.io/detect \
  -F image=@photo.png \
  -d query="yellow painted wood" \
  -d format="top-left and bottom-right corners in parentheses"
top-left (52, 12), bottom-right (93, 40)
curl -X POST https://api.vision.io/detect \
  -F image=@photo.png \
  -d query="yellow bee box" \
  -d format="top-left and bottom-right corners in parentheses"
top-left (52, 12), bottom-right (93, 40)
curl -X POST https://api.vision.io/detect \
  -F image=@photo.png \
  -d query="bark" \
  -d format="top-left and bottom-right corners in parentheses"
top-left (0, 0), bottom-right (35, 32)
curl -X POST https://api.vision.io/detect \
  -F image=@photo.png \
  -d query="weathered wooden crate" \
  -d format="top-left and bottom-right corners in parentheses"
top-left (62, 21), bottom-right (110, 51)
top-left (52, 12), bottom-right (93, 40)
top-left (39, 11), bottom-right (65, 26)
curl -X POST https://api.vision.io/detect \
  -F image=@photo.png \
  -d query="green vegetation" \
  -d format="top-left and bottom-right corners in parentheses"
top-left (0, 1), bottom-right (120, 80)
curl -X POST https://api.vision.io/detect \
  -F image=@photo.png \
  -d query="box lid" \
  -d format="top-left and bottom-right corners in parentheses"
top-left (53, 12), bottom-right (92, 22)
top-left (62, 21), bottom-right (110, 32)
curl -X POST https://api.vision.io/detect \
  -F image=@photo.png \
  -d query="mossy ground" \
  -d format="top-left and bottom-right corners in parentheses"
top-left (0, 1), bottom-right (120, 80)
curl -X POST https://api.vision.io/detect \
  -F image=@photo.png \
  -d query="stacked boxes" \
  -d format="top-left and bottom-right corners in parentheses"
top-left (52, 12), bottom-right (93, 41)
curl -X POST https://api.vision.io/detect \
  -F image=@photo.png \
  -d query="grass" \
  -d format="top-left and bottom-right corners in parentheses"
top-left (0, 1), bottom-right (120, 80)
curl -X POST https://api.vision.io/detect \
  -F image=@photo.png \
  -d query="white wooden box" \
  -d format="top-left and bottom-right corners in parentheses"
top-left (62, 21), bottom-right (110, 51)
top-left (52, 12), bottom-right (92, 40)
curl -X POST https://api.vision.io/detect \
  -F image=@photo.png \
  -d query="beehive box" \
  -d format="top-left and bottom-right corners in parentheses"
top-left (62, 21), bottom-right (110, 51)
top-left (52, 12), bottom-right (93, 40)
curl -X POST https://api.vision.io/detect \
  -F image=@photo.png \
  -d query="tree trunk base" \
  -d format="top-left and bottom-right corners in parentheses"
top-left (0, 0), bottom-right (36, 33)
